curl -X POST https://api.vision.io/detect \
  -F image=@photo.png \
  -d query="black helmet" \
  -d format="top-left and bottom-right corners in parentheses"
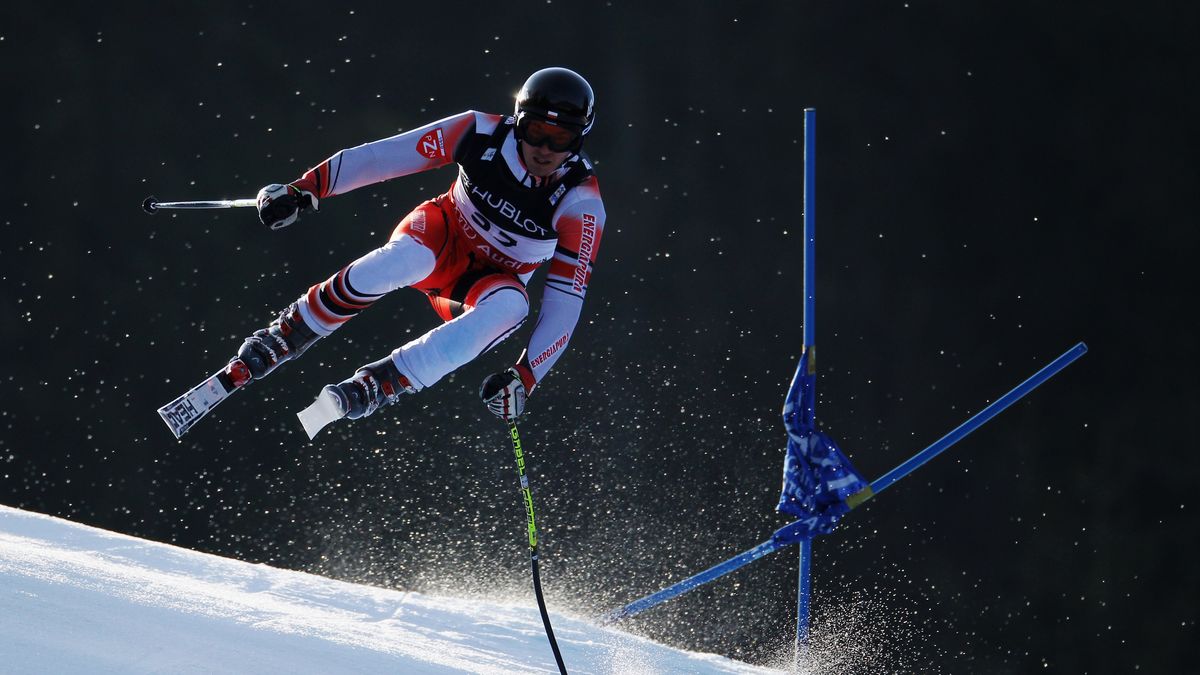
top-left (514, 67), bottom-right (595, 136)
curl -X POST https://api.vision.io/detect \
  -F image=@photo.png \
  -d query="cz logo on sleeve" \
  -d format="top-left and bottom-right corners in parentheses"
top-left (417, 129), bottom-right (447, 159)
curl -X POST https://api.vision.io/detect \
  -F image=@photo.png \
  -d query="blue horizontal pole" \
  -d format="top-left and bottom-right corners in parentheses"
top-left (601, 342), bottom-right (1087, 622)
top-left (600, 539), bottom-right (782, 624)
top-left (846, 341), bottom-right (1088, 508)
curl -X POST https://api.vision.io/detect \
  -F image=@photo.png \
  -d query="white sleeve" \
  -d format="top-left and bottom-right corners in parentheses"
top-left (292, 111), bottom-right (497, 198)
top-left (517, 178), bottom-right (605, 389)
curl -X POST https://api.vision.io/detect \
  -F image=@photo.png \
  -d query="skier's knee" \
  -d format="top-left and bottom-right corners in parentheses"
top-left (472, 284), bottom-right (529, 330)
top-left (346, 236), bottom-right (437, 295)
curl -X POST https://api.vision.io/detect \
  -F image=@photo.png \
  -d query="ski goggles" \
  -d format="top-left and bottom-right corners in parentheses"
top-left (516, 116), bottom-right (583, 153)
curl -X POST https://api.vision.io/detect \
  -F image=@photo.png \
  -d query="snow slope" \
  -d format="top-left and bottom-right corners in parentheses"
top-left (0, 505), bottom-right (777, 674)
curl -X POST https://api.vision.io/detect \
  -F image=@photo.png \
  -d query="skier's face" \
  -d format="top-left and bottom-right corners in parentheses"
top-left (519, 139), bottom-right (572, 178)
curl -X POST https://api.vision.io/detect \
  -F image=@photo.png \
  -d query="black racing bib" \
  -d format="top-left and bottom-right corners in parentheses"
top-left (454, 116), bottom-right (594, 243)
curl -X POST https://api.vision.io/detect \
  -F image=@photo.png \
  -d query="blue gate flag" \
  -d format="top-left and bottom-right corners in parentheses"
top-left (775, 350), bottom-right (868, 544)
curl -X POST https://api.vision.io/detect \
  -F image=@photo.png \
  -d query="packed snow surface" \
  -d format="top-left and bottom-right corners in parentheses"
top-left (0, 505), bottom-right (776, 673)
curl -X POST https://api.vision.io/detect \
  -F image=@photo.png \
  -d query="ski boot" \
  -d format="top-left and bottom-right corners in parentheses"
top-left (235, 303), bottom-right (321, 380)
top-left (296, 355), bottom-right (415, 438)
top-left (329, 356), bottom-right (416, 419)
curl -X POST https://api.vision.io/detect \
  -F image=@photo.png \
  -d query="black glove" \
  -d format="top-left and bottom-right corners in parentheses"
top-left (256, 183), bottom-right (318, 230)
top-left (480, 368), bottom-right (528, 422)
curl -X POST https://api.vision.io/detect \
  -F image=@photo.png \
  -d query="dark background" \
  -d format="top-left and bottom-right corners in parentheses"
top-left (3, 1), bottom-right (1197, 672)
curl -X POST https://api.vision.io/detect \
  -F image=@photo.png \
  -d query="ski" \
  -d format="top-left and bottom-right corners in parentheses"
top-left (157, 360), bottom-right (252, 439)
top-left (296, 388), bottom-right (347, 440)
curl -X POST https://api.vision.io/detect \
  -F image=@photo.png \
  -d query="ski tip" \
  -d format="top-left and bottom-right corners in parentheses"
top-left (297, 388), bottom-right (346, 440)
top-left (157, 406), bottom-right (187, 439)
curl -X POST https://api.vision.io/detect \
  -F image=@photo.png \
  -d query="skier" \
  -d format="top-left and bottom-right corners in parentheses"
top-left (234, 67), bottom-right (605, 435)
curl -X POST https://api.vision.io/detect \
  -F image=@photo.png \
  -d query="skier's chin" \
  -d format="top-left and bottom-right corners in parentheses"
top-left (522, 147), bottom-right (569, 177)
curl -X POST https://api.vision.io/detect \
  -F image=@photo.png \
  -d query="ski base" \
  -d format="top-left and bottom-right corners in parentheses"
top-left (158, 361), bottom-right (251, 439)
top-left (297, 388), bottom-right (347, 440)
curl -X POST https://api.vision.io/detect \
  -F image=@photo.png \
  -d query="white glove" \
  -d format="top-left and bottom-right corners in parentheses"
top-left (480, 368), bottom-right (528, 422)
top-left (256, 183), bottom-right (318, 230)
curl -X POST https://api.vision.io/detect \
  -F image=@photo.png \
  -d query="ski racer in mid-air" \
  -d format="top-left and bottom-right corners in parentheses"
top-left (231, 67), bottom-right (605, 435)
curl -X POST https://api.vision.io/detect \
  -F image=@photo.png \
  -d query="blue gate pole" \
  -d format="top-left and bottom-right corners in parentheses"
top-left (796, 107), bottom-right (817, 661)
top-left (796, 538), bottom-right (813, 662)
top-left (600, 341), bottom-right (1087, 624)
top-left (803, 108), bottom-right (816, 350)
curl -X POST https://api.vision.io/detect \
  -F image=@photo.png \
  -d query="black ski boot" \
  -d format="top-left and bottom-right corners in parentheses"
top-left (235, 303), bottom-right (321, 380)
top-left (325, 355), bottom-right (415, 420)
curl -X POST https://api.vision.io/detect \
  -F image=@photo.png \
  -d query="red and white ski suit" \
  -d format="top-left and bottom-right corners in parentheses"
top-left (288, 111), bottom-right (605, 395)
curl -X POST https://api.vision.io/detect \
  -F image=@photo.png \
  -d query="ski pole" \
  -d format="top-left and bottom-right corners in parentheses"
top-left (142, 195), bottom-right (257, 214)
top-left (506, 421), bottom-right (567, 674)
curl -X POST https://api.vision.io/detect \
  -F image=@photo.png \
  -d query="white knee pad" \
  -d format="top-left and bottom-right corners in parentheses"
top-left (393, 287), bottom-right (529, 390)
top-left (345, 235), bottom-right (437, 296)
top-left (471, 286), bottom-right (530, 330)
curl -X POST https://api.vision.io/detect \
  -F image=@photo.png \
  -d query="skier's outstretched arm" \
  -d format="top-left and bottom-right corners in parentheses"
top-left (291, 111), bottom-right (487, 198)
top-left (257, 111), bottom-right (491, 229)
top-left (481, 179), bottom-right (606, 421)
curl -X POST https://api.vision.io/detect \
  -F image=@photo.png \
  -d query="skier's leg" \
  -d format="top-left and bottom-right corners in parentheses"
top-left (295, 235), bottom-right (436, 335)
top-left (323, 272), bottom-right (529, 421)
top-left (393, 273), bottom-right (530, 391)
top-left (236, 200), bottom-right (450, 380)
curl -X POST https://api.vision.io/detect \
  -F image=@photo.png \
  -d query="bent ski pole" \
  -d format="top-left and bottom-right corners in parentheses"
top-left (507, 422), bottom-right (568, 674)
top-left (142, 196), bottom-right (257, 214)
top-left (602, 341), bottom-right (1088, 623)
